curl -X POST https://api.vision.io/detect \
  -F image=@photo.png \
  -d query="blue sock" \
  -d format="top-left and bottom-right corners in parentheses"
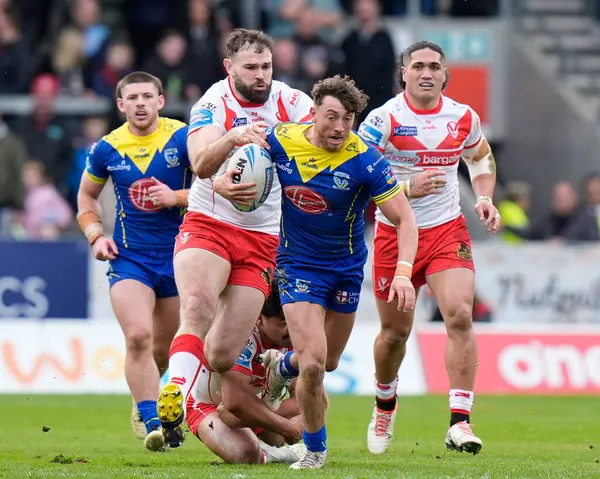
top-left (302, 425), bottom-right (327, 452)
top-left (137, 400), bottom-right (160, 433)
top-left (279, 351), bottom-right (299, 379)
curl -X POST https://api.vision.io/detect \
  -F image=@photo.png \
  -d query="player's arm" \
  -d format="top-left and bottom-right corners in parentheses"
top-left (77, 171), bottom-right (119, 260)
top-left (219, 370), bottom-right (302, 438)
top-left (368, 153), bottom-right (418, 310)
top-left (462, 123), bottom-right (501, 232)
top-left (463, 137), bottom-right (496, 202)
top-left (378, 190), bottom-right (418, 279)
top-left (188, 123), bottom-right (270, 178)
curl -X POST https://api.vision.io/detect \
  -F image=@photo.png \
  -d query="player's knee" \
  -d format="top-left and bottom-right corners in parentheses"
top-left (380, 323), bottom-right (411, 347)
top-left (444, 301), bottom-right (473, 335)
top-left (301, 362), bottom-right (325, 389)
top-left (125, 330), bottom-right (153, 357)
top-left (204, 345), bottom-right (236, 374)
top-left (181, 292), bottom-right (217, 332)
top-left (225, 441), bottom-right (262, 464)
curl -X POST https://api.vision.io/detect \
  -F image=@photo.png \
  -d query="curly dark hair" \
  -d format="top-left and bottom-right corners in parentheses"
top-left (225, 28), bottom-right (274, 58)
top-left (262, 280), bottom-right (284, 319)
top-left (311, 75), bottom-right (370, 115)
top-left (396, 40), bottom-right (449, 91)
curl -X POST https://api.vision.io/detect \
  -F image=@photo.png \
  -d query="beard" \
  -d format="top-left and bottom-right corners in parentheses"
top-left (233, 74), bottom-right (271, 104)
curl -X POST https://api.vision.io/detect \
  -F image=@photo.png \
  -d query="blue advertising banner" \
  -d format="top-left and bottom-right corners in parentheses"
top-left (0, 240), bottom-right (89, 319)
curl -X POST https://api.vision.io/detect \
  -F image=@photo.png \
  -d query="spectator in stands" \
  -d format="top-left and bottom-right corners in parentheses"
top-left (563, 173), bottom-right (600, 242)
top-left (18, 160), bottom-right (73, 239)
top-left (11, 74), bottom-right (79, 189)
top-left (184, 0), bottom-right (224, 97)
top-left (498, 181), bottom-right (531, 244)
top-left (0, 7), bottom-right (32, 94)
top-left (273, 37), bottom-right (302, 89)
top-left (496, 180), bottom-right (580, 241)
top-left (339, 0), bottom-right (396, 124)
top-left (143, 30), bottom-right (206, 102)
top-left (267, 0), bottom-right (343, 42)
top-left (90, 39), bottom-right (135, 98)
top-left (125, 0), bottom-right (187, 67)
top-left (51, 27), bottom-right (90, 96)
top-left (0, 113), bottom-right (27, 237)
top-left (293, 9), bottom-right (338, 93)
top-left (70, 0), bottom-right (110, 62)
top-left (66, 116), bottom-right (108, 210)
top-left (538, 180), bottom-right (580, 239)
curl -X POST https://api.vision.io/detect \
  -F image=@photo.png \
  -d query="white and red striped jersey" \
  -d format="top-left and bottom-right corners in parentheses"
top-left (358, 92), bottom-right (484, 228)
top-left (187, 78), bottom-right (313, 235)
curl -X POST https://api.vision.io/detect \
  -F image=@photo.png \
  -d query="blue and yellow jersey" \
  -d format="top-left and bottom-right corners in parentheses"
top-left (85, 117), bottom-right (191, 252)
top-left (267, 123), bottom-right (401, 259)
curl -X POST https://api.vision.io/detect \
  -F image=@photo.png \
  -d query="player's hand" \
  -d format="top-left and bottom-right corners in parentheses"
top-left (213, 169), bottom-right (257, 205)
top-left (407, 170), bottom-right (447, 198)
top-left (92, 236), bottom-right (119, 261)
top-left (475, 195), bottom-right (502, 234)
top-left (283, 415), bottom-right (304, 444)
top-left (227, 121), bottom-right (270, 149)
top-left (216, 403), bottom-right (244, 428)
top-left (387, 276), bottom-right (416, 312)
top-left (147, 177), bottom-right (177, 208)
top-left (285, 415), bottom-right (304, 441)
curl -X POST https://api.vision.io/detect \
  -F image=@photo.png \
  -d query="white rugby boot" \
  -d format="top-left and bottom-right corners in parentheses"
top-left (445, 421), bottom-right (483, 454)
top-left (259, 440), bottom-right (307, 463)
top-left (289, 450), bottom-right (327, 469)
top-left (144, 427), bottom-right (167, 452)
top-left (367, 403), bottom-right (397, 455)
top-left (131, 399), bottom-right (147, 440)
top-left (260, 349), bottom-right (293, 411)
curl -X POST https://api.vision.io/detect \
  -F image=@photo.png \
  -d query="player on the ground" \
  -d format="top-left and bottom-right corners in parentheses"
top-left (261, 75), bottom-right (418, 469)
top-left (186, 282), bottom-right (306, 464)
top-left (356, 40), bottom-right (502, 456)
top-left (157, 29), bottom-right (313, 447)
top-left (77, 71), bottom-right (191, 452)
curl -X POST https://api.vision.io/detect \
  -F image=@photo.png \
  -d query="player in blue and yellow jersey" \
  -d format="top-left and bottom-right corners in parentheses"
top-left (260, 76), bottom-right (419, 469)
top-left (77, 72), bottom-right (191, 452)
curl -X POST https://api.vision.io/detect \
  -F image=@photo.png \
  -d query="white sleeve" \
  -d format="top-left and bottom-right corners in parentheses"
top-left (188, 91), bottom-right (226, 135)
top-left (357, 108), bottom-right (391, 152)
top-left (280, 87), bottom-right (313, 122)
top-left (462, 108), bottom-right (484, 158)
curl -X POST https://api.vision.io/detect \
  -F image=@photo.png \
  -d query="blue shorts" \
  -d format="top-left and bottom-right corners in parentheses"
top-left (107, 249), bottom-right (177, 299)
top-left (275, 250), bottom-right (367, 314)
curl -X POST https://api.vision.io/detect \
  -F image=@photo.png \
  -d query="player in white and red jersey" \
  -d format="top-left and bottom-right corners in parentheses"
top-left (185, 283), bottom-right (306, 464)
top-left (357, 40), bottom-right (502, 456)
top-left (158, 29), bottom-right (312, 447)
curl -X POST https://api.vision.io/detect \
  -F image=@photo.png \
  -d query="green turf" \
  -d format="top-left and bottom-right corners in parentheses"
top-left (2, 394), bottom-right (598, 478)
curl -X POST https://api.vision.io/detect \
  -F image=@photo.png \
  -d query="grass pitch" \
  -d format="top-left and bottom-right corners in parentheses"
top-left (1, 394), bottom-right (598, 478)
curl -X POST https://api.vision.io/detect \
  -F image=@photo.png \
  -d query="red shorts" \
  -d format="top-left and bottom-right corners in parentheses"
top-left (373, 214), bottom-right (475, 299)
top-left (174, 211), bottom-right (279, 297)
top-left (186, 402), bottom-right (217, 436)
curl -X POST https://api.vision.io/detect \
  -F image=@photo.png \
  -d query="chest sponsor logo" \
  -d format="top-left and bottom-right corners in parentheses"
top-left (284, 186), bottom-right (329, 214)
top-left (128, 178), bottom-right (162, 212)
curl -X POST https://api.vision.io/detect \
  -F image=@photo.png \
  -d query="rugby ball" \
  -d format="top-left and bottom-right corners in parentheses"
top-left (226, 143), bottom-right (274, 212)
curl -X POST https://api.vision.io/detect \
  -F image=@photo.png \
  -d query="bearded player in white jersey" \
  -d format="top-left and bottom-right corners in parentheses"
top-left (157, 29), bottom-right (313, 447)
top-left (357, 40), bottom-right (502, 455)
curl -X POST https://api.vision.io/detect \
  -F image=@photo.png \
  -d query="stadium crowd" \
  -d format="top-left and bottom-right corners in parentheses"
top-left (2, 0), bottom-right (597, 244)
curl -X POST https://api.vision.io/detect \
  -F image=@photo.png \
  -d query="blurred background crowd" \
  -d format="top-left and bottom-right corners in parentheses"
top-left (0, 0), bottom-right (597, 246)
